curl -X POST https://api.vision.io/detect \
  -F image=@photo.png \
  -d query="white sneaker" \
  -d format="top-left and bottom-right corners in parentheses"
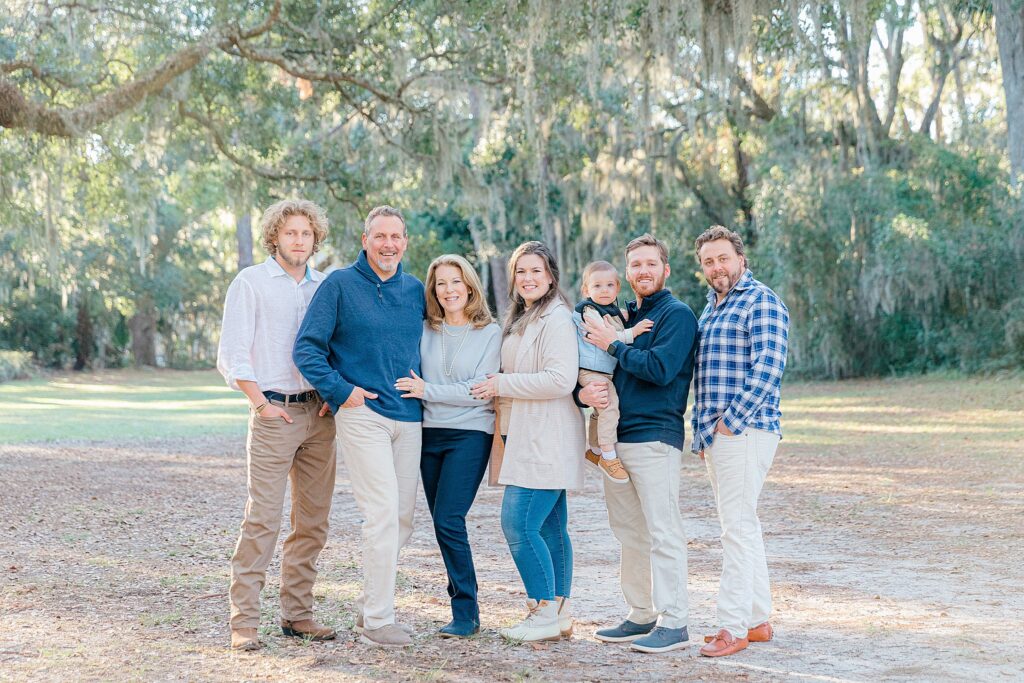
top-left (499, 599), bottom-right (561, 642)
top-left (557, 596), bottom-right (573, 638)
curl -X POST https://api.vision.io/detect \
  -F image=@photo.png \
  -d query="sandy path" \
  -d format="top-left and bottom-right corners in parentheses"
top-left (1, 378), bottom-right (1022, 682)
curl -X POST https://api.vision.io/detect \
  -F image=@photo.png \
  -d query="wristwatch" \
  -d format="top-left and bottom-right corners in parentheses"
top-left (606, 341), bottom-right (618, 355)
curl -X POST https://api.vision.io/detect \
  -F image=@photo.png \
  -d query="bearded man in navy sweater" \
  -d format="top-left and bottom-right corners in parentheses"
top-left (294, 205), bottom-right (425, 648)
top-left (579, 233), bottom-right (699, 654)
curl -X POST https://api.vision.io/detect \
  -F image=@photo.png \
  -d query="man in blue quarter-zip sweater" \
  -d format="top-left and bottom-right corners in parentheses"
top-left (578, 233), bottom-right (699, 655)
top-left (293, 205), bottom-right (425, 648)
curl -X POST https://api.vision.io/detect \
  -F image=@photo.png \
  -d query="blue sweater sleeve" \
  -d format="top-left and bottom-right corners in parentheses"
top-left (612, 303), bottom-right (697, 387)
top-left (293, 277), bottom-right (355, 411)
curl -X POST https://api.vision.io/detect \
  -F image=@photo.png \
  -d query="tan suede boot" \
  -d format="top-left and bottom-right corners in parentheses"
top-left (280, 618), bottom-right (336, 641)
top-left (230, 627), bottom-right (260, 651)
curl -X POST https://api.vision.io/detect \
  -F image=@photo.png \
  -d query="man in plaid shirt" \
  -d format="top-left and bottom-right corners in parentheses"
top-left (690, 225), bottom-right (789, 659)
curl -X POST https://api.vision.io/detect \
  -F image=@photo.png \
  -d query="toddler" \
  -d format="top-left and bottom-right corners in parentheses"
top-left (573, 261), bottom-right (652, 483)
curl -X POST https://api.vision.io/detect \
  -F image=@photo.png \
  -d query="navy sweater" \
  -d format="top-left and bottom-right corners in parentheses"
top-left (293, 250), bottom-right (425, 421)
top-left (607, 288), bottom-right (698, 450)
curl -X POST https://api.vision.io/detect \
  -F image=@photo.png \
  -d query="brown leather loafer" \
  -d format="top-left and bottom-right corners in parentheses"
top-left (700, 629), bottom-right (749, 657)
top-left (704, 621), bottom-right (773, 644)
top-left (746, 622), bottom-right (773, 642)
top-left (281, 618), bottom-right (337, 641)
top-left (231, 627), bottom-right (260, 651)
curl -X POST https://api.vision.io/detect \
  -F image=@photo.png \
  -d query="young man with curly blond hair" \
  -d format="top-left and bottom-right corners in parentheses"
top-left (216, 199), bottom-right (338, 651)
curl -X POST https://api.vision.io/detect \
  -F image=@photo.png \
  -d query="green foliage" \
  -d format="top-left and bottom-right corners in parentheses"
top-left (1, 0), bottom-right (1021, 377)
top-left (0, 350), bottom-right (35, 383)
top-left (757, 133), bottom-right (1022, 377)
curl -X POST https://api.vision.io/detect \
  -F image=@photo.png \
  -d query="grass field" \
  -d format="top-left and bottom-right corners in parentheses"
top-left (0, 370), bottom-right (247, 442)
top-left (1, 370), bottom-right (1022, 681)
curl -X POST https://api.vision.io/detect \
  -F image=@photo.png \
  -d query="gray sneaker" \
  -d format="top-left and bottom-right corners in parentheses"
top-left (353, 613), bottom-right (414, 635)
top-left (594, 619), bottom-right (658, 643)
top-left (359, 623), bottom-right (413, 647)
top-left (630, 626), bottom-right (690, 653)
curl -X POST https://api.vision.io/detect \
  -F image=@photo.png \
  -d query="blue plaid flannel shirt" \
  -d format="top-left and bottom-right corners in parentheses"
top-left (690, 269), bottom-right (790, 453)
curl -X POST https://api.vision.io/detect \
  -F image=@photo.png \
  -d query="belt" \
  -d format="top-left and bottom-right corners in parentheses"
top-left (262, 390), bottom-right (319, 405)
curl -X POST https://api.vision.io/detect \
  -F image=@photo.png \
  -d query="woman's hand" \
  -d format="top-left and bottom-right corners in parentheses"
top-left (470, 373), bottom-right (501, 401)
top-left (394, 370), bottom-right (426, 399)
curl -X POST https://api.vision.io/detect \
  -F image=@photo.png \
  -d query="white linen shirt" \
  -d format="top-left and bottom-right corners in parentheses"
top-left (216, 257), bottom-right (325, 394)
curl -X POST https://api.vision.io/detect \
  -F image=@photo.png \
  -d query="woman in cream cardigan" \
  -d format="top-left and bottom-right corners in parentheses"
top-left (470, 241), bottom-right (585, 642)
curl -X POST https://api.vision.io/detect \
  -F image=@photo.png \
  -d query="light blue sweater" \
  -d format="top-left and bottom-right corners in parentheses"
top-left (419, 321), bottom-right (501, 433)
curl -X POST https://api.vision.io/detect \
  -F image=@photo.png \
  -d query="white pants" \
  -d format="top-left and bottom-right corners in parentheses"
top-left (603, 441), bottom-right (689, 629)
top-left (335, 405), bottom-right (422, 630)
top-left (705, 427), bottom-right (780, 638)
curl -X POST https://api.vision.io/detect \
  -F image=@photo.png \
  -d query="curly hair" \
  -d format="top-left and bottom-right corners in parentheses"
top-left (258, 199), bottom-right (329, 256)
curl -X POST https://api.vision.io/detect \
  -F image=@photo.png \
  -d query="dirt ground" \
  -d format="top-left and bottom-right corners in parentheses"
top-left (2, 375), bottom-right (1023, 682)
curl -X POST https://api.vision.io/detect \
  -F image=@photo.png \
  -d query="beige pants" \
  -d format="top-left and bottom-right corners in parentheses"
top-left (229, 400), bottom-right (337, 629)
top-left (603, 440), bottom-right (689, 629)
top-left (334, 404), bottom-right (422, 630)
top-left (705, 428), bottom-right (779, 638)
top-left (578, 368), bottom-right (621, 448)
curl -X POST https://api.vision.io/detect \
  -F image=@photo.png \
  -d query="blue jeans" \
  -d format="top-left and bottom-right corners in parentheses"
top-left (420, 428), bottom-right (491, 624)
top-left (500, 485), bottom-right (573, 602)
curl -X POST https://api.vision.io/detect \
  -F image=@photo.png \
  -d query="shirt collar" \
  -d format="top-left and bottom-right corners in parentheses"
top-left (706, 269), bottom-right (755, 304)
top-left (354, 249), bottom-right (403, 284)
top-left (264, 257), bottom-right (323, 283)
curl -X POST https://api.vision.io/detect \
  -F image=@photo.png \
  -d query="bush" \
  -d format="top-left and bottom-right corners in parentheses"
top-left (0, 350), bottom-right (36, 382)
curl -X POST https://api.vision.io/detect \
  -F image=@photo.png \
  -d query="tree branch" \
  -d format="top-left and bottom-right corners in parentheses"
top-left (177, 102), bottom-right (323, 182)
top-left (732, 73), bottom-right (776, 122)
top-left (0, 1), bottom-right (280, 137)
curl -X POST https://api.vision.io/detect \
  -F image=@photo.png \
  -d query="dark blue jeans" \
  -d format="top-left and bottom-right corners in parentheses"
top-left (420, 427), bottom-right (491, 624)
top-left (500, 485), bottom-right (573, 602)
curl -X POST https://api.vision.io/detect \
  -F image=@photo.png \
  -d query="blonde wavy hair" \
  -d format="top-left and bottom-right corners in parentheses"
top-left (424, 254), bottom-right (494, 331)
top-left (259, 199), bottom-right (329, 256)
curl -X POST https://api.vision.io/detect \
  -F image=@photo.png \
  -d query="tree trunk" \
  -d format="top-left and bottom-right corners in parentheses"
top-left (74, 297), bottom-right (93, 371)
top-left (995, 0), bottom-right (1024, 186)
top-left (236, 210), bottom-right (253, 270)
top-left (489, 255), bottom-right (509, 321)
top-left (129, 297), bottom-right (158, 367)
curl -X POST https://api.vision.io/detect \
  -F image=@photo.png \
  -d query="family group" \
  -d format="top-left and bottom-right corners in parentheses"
top-left (216, 198), bottom-right (789, 659)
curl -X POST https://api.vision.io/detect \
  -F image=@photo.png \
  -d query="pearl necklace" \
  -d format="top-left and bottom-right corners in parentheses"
top-left (441, 321), bottom-right (471, 377)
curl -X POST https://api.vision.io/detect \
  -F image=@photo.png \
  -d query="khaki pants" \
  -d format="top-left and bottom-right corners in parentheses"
top-left (578, 368), bottom-right (620, 448)
top-left (705, 428), bottom-right (779, 638)
top-left (603, 440), bottom-right (689, 629)
top-left (334, 404), bottom-right (421, 630)
top-left (229, 400), bottom-right (337, 629)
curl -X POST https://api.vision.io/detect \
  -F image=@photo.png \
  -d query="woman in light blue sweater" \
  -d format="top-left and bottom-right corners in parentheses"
top-left (394, 254), bottom-right (500, 638)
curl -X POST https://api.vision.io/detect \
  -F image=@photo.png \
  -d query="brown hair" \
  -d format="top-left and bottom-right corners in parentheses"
top-left (625, 233), bottom-right (669, 265)
top-left (694, 225), bottom-right (746, 260)
top-left (259, 199), bottom-right (329, 256)
top-left (424, 254), bottom-right (494, 331)
top-left (503, 241), bottom-right (571, 336)
top-left (580, 260), bottom-right (620, 295)
top-left (363, 205), bottom-right (407, 235)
